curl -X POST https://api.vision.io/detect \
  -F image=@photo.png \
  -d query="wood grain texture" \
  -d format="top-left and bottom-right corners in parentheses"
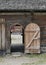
top-left (25, 23), bottom-right (40, 53)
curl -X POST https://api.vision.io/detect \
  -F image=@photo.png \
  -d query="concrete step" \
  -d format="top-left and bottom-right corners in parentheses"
top-left (11, 52), bottom-right (23, 57)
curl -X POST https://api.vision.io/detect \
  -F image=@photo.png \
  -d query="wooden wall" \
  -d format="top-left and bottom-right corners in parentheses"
top-left (0, 12), bottom-right (46, 53)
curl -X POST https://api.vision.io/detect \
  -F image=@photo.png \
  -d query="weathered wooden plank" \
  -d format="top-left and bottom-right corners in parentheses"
top-left (0, 25), bottom-right (2, 50)
top-left (0, 13), bottom-right (31, 15)
top-left (2, 24), bottom-right (5, 50)
top-left (26, 31), bottom-right (39, 48)
top-left (0, 18), bottom-right (5, 23)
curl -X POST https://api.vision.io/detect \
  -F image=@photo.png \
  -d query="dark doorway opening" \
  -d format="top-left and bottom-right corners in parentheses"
top-left (10, 24), bottom-right (24, 53)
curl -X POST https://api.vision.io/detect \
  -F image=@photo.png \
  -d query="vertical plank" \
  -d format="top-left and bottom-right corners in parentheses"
top-left (0, 25), bottom-right (2, 50)
top-left (2, 24), bottom-right (5, 50)
top-left (5, 23), bottom-right (11, 53)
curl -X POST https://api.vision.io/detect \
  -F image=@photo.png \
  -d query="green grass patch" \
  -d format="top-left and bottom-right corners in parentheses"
top-left (0, 56), bottom-right (4, 62)
top-left (25, 53), bottom-right (46, 58)
top-left (22, 53), bottom-right (46, 65)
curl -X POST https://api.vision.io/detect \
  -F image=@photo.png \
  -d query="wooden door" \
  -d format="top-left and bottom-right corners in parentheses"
top-left (25, 23), bottom-right (40, 53)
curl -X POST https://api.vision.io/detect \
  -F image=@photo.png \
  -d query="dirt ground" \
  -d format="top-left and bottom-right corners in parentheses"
top-left (0, 53), bottom-right (46, 65)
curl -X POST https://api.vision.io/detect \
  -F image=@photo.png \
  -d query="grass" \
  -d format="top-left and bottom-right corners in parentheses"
top-left (0, 56), bottom-right (4, 62)
top-left (22, 53), bottom-right (46, 65)
top-left (25, 53), bottom-right (46, 58)
top-left (0, 53), bottom-right (46, 65)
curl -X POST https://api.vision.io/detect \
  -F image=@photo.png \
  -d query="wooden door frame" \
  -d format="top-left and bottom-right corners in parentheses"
top-left (10, 23), bottom-right (24, 52)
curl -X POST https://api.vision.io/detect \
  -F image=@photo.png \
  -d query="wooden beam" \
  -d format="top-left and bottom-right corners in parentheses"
top-left (0, 13), bottom-right (31, 15)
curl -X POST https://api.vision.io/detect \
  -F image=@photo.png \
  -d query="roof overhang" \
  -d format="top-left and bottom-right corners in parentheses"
top-left (0, 9), bottom-right (46, 13)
